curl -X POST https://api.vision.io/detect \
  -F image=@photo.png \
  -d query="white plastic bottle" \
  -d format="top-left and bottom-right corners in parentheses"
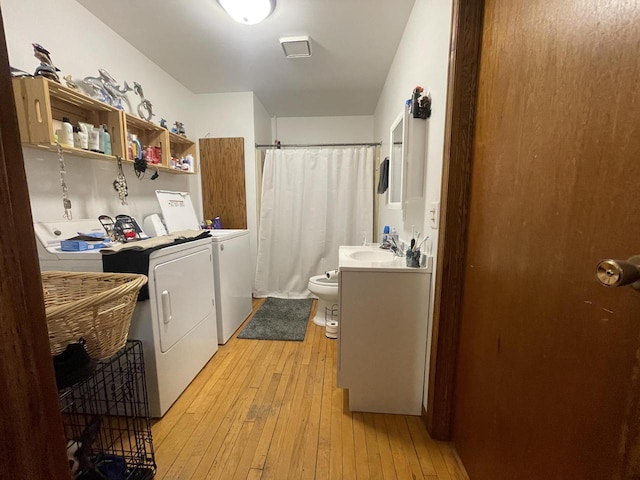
top-left (60, 116), bottom-right (74, 148)
top-left (89, 127), bottom-right (100, 152)
top-left (77, 123), bottom-right (89, 149)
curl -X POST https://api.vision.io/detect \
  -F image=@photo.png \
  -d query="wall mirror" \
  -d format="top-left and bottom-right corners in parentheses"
top-left (388, 109), bottom-right (405, 209)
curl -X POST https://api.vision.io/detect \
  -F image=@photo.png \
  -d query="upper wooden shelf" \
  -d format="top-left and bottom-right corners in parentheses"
top-left (124, 113), bottom-right (164, 132)
top-left (169, 132), bottom-right (194, 145)
top-left (12, 77), bottom-right (196, 175)
top-left (45, 80), bottom-right (121, 113)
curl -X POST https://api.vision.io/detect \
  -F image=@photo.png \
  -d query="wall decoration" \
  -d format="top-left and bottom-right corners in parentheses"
top-left (32, 43), bottom-right (60, 83)
top-left (133, 82), bottom-right (154, 121)
top-left (63, 74), bottom-right (78, 90)
top-left (410, 86), bottom-right (432, 119)
top-left (113, 156), bottom-right (128, 205)
top-left (81, 70), bottom-right (130, 110)
top-left (172, 121), bottom-right (186, 137)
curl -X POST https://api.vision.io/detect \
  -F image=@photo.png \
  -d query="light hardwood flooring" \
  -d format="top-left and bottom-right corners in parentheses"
top-left (151, 298), bottom-right (468, 480)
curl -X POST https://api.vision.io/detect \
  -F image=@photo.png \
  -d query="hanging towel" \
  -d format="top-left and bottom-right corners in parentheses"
top-left (377, 157), bottom-right (389, 194)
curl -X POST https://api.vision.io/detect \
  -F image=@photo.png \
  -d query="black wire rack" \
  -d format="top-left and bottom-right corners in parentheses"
top-left (59, 340), bottom-right (156, 479)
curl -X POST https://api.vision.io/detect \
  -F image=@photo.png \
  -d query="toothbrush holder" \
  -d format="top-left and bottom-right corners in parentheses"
top-left (405, 249), bottom-right (421, 268)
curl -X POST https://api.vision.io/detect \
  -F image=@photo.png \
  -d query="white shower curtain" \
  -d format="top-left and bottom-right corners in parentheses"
top-left (254, 147), bottom-right (374, 298)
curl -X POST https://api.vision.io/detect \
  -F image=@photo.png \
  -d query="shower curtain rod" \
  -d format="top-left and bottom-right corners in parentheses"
top-left (255, 142), bottom-right (381, 148)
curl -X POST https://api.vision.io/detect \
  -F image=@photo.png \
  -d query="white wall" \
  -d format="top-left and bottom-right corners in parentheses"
top-left (2, 0), bottom-right (198, 222)
top-left (253, 95), bottom-right (273, 145)
top-left (373, 0), bottom-right (454, 412)
top-left (274, 116), bottom-right (374, 144)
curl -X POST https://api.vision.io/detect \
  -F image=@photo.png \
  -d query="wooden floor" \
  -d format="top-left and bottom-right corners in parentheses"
top-left (152, 298), bottom-right (468, 480)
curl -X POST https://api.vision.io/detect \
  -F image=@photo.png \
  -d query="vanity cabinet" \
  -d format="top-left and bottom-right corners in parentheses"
top-left (337, 246), bottom-right (432, 415)
top-left (12, 77), bottom-right (195, 175)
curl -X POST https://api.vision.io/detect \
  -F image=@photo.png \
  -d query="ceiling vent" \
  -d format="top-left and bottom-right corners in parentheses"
top-left (280, 36), bottom-right (312, 58)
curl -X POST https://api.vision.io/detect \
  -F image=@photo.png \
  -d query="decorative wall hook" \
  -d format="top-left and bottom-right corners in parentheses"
top-left (134, 82), bottom-right (154, 121)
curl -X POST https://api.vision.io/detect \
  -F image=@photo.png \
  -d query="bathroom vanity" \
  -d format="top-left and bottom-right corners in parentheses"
top-left (337, 245), bottom-right (432, 415)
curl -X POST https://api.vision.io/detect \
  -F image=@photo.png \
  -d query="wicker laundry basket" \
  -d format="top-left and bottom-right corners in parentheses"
top-left (42, 271), bottom-right (148, 360)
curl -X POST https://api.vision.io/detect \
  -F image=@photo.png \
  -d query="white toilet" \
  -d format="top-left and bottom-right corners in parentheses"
top-left (308, 273), bottom-right (339, 326)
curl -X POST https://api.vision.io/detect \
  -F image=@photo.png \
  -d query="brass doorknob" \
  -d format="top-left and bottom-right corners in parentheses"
top-left (596, 256), bottom-right (640, 290)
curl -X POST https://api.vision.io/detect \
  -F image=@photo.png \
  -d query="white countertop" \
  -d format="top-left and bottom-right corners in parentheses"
top-left (339, 245), bottom-right (433, 273)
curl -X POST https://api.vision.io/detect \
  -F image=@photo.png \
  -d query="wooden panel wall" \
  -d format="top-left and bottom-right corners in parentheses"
top-left (0, 8), bottom-right (71, 479)
top-left (199, 138), bottom-right (247, 229)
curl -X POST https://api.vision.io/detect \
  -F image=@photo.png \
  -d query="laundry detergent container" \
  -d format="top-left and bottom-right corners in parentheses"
top-left (308, 274), bottom-right (339, 326)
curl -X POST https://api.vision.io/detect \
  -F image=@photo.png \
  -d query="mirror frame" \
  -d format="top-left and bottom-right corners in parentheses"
top-left (388, 109), bottom-right (405, 210)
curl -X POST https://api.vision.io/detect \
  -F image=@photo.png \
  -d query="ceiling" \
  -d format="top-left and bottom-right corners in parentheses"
top-left (76, 0), bottom-right (416, 117)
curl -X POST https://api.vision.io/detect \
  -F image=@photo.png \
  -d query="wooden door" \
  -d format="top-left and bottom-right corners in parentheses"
top-left (0, 6), bottom-right (70, 478)
top-left (452, 1), bottom-right (640, 478)
top-left (199, 137), bottom-right (247, 229)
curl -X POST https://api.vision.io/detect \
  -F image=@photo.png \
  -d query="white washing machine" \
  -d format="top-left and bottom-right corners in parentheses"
top-left (34, 219), bottom-right (218, 417)
top-left (208, 229), bottom-right (253, 344)
top-left (155, 191), bottom-right (253, 344)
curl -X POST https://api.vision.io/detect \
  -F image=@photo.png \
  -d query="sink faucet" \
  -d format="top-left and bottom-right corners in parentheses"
top-left (381, 237), bottom-right (404, 257)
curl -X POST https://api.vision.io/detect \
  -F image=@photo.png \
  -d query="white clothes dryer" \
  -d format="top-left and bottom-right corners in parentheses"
top-left (34, 219), bottom-right (218, 417)
top-left (155, 191), bottom-right (253, 344)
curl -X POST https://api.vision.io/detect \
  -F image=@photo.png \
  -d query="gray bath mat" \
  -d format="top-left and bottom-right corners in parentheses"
top-left (237, 297), bottom-right (313, 341)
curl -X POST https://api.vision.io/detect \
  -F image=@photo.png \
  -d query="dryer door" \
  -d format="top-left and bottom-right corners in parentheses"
top-left (153, 247), bottom-right (215, 353)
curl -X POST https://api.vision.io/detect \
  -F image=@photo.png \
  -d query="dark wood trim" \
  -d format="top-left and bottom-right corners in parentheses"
top-left (426, 0), bottom-right (485, 441)
top-left (0, 7), bottom-right (70, 479)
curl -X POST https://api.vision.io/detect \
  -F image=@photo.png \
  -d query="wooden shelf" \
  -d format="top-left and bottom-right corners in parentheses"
top-left (46, 80), bottom-right (121, 113)
top-left (168, 132), bottom-right (197, 173)
top-left (169, 132), bottom-right (192, 145)
top-left (124, 113), bottom-right (163, 132)
top-left (12, 77), bottom-right (198, 176)
top-left (13, 77), bottom-right (126, 157)
top-left (122, 159), bottom-right (195, 175)
top-left (23, 143), bottom-right (118, 162)
top-left (165, 166), bottom-right (195, 174)
top-left (123, 113), bottom-right (170, 166)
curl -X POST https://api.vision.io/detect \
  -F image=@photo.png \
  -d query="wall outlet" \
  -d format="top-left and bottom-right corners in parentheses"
top-left (429, 201), bottom-right (440, 229)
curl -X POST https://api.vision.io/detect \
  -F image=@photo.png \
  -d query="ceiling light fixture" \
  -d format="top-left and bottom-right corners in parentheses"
top-left (217, 0), bottom-right (276, 25)
top-left (280, 36), bottom-right (312, 58)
